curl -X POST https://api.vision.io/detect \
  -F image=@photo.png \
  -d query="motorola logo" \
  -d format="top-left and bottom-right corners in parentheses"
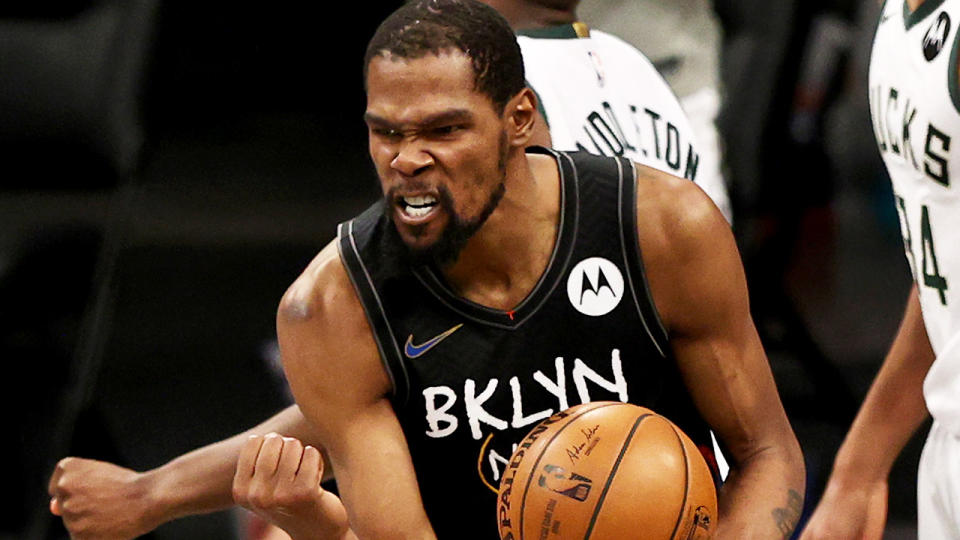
top-left (566, 257), bottom-right (624, 316)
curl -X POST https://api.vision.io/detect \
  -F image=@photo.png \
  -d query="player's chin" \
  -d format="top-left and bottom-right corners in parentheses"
top-left (393, 212), bottom-right (448, 250)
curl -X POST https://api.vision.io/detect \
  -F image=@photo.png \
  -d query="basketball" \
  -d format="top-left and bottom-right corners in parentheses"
top-left (496, 401), bottom-right (717, 540)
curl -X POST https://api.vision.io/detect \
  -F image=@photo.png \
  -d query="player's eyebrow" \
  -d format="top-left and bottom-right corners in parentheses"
top-left (364, 109), bottom-right (473, 130)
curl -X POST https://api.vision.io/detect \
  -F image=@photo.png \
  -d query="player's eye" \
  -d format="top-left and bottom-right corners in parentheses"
top-left (432, 125), bottom-right (462, 136)
top-left (372, 127), bottom-right (402, 139)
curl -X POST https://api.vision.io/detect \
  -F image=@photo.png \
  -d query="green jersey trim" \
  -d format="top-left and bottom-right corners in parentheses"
top-left (948, 12), bottom-right (960, 113)
top-left (516, 22), bottom-right (590, 39)
top-left (904, 0), bottom-right (946, 30)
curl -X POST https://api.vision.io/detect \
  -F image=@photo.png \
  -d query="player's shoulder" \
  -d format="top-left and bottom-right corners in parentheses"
top-left (278, 239), bottom-right (362, 331)
top-left (632, 163), bottom-right (728, 254)
top-left (631, 162), bottom-right (741, 331)
top-left (277, 238), bottom-right (394, 413)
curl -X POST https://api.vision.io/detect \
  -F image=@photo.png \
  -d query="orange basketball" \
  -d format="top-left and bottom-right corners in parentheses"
top-left (496, 401), bottom-right (717, 540)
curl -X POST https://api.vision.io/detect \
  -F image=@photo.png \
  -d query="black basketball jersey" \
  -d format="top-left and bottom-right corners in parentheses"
top-left (338, 147), bottom-right (718, 539)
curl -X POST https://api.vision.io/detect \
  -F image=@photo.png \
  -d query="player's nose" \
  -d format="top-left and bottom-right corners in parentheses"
top-left (390, 139), bottom-right (434, 177)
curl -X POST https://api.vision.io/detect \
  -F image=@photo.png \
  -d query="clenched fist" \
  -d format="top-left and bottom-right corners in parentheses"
top-left (48, 457), bottom-right (159, 540)
top-left (233, 434), bottom-right (352, 540)
top-left (798, 478), bottom-right (888, 540)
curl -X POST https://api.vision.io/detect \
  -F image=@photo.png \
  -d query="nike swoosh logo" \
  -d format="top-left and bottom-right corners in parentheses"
top-left (404, 324), bottom-right (463, 359)
top-left (880, 13), bottom-right (892, 23)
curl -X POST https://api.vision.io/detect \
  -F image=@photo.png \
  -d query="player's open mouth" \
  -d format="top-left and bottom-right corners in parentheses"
top-left (398, 194), bottom-right (439, 221)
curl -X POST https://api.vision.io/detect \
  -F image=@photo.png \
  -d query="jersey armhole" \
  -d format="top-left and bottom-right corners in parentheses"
top-left (617, 159), bottom-right (671, 358)
top-left (948, 18), bottom-right (960, 113)
top-left (336, 221), bottom-right (411, 407)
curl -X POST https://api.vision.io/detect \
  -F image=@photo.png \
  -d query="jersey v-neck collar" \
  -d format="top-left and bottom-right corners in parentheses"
top-left (516, 21), bottom-right (590, 39)
top-left (904, 0), bottom-right (946, 30)
top-left (412, 147), bottom-right (579, 330)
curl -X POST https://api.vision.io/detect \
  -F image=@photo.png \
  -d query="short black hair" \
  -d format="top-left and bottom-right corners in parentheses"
top-left (364, 0), bottom-right (525, 113)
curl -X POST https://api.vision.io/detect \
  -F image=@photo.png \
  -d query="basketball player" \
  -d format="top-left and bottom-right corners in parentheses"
top-left (46, 1), bottom-right (744, 538)
top-left (229, 1), bottom-right (803, 538)
top-left (501, 0), bottom-right (732, 481)
top-left (798, 0), bottom-right (960, 538)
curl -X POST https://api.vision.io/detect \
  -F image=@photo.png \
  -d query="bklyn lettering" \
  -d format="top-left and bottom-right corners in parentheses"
top-left (421, 349), bottom-right (629, 488)
top-left (422, 350), bottom-right (627, 441)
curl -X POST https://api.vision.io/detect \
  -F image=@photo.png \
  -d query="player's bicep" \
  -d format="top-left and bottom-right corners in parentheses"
top-left (288, 356), bottom-right (434, 539)
top-left (637, 174), bottom-right (795, 464)
top-left (324, 395), bottom-right (435, 540)
top-left (670, 308), bottom-right (786, 465)
top-left (274, 245), bottom-right (387, 437)
top-left (275, 248), bottom-right (435, 539)
top-left (290, 372), bottom-right (434, 539)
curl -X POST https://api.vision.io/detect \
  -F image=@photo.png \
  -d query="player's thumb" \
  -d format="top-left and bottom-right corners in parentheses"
top-left (49, 497), bottom-right (62, 516)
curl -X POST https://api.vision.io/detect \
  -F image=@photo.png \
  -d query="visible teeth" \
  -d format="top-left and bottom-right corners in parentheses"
top-left (403, 195), bottom-right (437, 207)
top-left (405, 205), bottom-right (432, 218)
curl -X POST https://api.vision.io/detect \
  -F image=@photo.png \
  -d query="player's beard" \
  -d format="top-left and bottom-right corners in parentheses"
top-left (384, 133), bottom-right (509, 268)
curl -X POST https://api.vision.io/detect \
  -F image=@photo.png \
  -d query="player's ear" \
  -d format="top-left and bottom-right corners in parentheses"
top-left (505, 87), bottom-right (538, 148)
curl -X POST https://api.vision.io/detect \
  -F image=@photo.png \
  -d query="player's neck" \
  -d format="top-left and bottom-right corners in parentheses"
top-left (482, 0), bottom-right (577, 31)
top-left (906, 0), bottom-right (926, 12)
top-left (441, 152), bottom-right (560, 311)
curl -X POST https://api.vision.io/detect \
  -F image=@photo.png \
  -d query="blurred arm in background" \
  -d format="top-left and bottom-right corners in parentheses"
top-left (49, 405), bottom-right (325, 539)
top-left (799, 286), bottom-right (933, 539)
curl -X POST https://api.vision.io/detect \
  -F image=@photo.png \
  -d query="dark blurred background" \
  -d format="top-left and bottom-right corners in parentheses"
top-left (2, 0), bottom-right (924, 539)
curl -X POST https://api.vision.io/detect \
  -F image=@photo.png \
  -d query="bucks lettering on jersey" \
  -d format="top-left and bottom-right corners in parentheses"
top-left (338, 148), bottom-right (718, 540)
top-left (870, 0), bottom-right (960, 429)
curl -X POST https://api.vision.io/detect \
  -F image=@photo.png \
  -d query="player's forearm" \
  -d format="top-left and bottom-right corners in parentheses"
top-left (831, 285), bottom-right (933, 483)
top-left (144, 405), bottom-right (317, 523)
top-left (715, 444), bottom-right (806, 539)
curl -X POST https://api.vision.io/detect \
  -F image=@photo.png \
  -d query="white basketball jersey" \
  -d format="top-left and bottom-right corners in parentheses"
top-left (870, 0), bottom-right (960, 429)
top-left (579, 0), bottom-right (722, 98)
top-left (517, 24), bottom-right (732, 222)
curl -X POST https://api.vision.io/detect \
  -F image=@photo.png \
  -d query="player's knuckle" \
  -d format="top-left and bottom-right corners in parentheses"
top-left (231, 484), bottom-right (248, 504)
top-left (277, 485), bottom-right (308, 506)
top-left (272, 491), bottom-right (295, 508)
top-left (231, 474), bottom-right (247, 491)
top-left (292, 482), bottom-right (312, 498)
top-left (245, 495), bottom-right (263, 510)
top-left (55, 477), bottom-right (73, 495)
top-left (59, 497), bottom-right (78, 517)
top-left (72, 517), bottom-right (92, 532)
top-left (247, 487), bottom-right (273, 509)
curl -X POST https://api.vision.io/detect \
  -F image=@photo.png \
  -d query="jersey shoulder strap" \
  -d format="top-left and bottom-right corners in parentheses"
top-left (337, 202), bottom-right (412, 406)
top-left (560, 149), bottom-right (671, 356)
